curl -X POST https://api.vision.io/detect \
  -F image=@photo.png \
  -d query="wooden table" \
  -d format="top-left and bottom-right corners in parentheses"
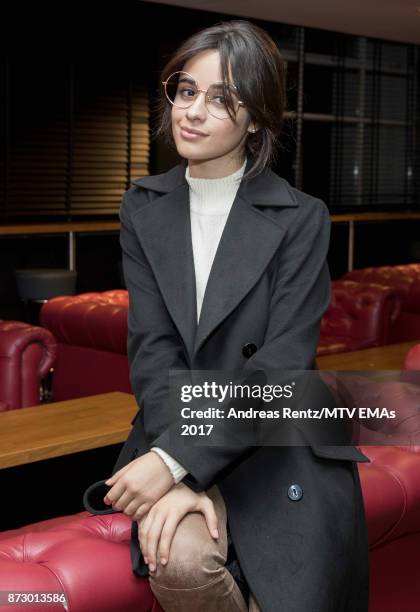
top-left (0, 391), bottom-right (137, 469)
top-left (317, 341), bottom-right (419, 371)
top-left (1, 342), bottom-right (418, 468)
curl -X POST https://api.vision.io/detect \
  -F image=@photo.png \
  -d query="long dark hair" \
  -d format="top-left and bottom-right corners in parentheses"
top-left (152, 19), bottom-right (287, 181)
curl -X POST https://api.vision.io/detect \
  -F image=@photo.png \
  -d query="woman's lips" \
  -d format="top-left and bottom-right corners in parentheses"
top-left (180, 127), bottom-right (208, 140)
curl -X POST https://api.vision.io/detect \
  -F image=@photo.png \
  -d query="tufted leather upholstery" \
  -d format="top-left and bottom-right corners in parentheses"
top-left (317, 280), bottom-right (401, 355)
top-left (359, 444), bottom-right (420, 612)
top-left (40, 291), bottom-right (131, 401)
top-left (0, 441), bottom-right (419, 611)
top-left (0, 511), bottom-right (162, 612)
top-left (343, 264), bottom-right (420, 342)
top-left (0, 320), bottom-right (57, 410)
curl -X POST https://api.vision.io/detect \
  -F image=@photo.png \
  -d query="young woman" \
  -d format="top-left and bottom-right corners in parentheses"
top-left (84, 19), bottom-right (371, 612)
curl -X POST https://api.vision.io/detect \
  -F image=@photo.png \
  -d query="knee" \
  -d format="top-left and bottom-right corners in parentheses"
top-left (150, 556), bottom-right (222, 591)
top-left (149, 529), bottom-right (225, 590)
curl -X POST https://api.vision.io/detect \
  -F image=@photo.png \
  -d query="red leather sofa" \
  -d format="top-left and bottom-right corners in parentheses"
top-left (1, 440), bottom-right (420, 610)
top-left (0, 320), bottom-right (57, 411)
top-left (38, 281), bottom-right (401, 404)
top-left (343, 263), bottom-right (420, 343)
top-left (317, 280), bottom-right (401, 355)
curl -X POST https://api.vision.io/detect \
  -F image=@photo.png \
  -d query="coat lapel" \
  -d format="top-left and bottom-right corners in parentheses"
top-left (129, 177), bottom-right (198, 363)
top-left (130, 156), bottom-right (299, 363)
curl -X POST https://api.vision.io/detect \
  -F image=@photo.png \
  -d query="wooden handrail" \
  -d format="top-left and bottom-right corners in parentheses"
top-left (330, 212), bottom-right (420, 223)
top-left (1, 212), bottom-right (420, 272)
top-left (1, 212), bottom-right (420, 236)
top-left (0, 221), bottom-right (120, 235)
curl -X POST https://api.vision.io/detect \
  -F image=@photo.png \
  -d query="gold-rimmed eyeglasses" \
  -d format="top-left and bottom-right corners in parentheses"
top-left (162, 70), bottom-right (244, 120)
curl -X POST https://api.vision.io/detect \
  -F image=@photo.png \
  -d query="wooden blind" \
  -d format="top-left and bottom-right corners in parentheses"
top-left (328, 38), bottom-right (418, 209)
top-left (0, 57), bottom-right (150, 219)
top-left (269, 25), bottom-right (420, 211)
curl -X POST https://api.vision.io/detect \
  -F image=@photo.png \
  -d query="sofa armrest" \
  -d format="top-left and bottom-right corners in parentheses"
top-left (0, 320), bottom-right (57, 410)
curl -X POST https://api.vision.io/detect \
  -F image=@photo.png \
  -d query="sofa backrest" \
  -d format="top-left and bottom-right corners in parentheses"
top-left (40, 291), bottom-right (131, 402)
top-left (318, 280), bottom-right (401, 354)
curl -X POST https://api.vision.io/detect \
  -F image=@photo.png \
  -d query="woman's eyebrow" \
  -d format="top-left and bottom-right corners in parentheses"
top-left (179, 76), bottom-right (196, 85)
top-left (179, 76), bottom-right (229, 87)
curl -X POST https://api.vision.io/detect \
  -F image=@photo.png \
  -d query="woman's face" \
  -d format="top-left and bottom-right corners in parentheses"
top-left (170, 49), bottom-right (255, 169)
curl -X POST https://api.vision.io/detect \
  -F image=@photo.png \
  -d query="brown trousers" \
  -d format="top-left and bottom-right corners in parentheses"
top-left (148, 484), bottom-right (261, 612)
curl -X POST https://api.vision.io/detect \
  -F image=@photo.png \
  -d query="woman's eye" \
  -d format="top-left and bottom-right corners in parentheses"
top-left (212, 96), bottom-right (226, 106)
top-left (180, 87), bottom-right (196, 98)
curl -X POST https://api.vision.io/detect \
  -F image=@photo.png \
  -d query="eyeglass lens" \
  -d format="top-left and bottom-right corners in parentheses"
top-left (164, 71), bottom-right (241, 119)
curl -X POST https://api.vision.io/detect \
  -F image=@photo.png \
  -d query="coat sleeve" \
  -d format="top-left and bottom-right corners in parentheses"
top-left (151, 196), bottom-right (333, 492)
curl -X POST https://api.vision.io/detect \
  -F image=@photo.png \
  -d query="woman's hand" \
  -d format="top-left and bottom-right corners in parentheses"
top-left (103, 451), bottom-right (175, 520)
top-left (138, 482), bottom-right (219, 572)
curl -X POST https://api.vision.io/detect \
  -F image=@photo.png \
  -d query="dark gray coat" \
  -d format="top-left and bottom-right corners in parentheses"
top-left (85, 156), bottom-right (370, 612)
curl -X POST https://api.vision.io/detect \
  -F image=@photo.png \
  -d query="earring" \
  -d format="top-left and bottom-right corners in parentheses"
top-left (250, 128), bottom-right (257, 133)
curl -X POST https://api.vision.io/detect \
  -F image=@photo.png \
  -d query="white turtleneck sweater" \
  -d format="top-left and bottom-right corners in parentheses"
top-left (150, 157), bottom-right (247, 484)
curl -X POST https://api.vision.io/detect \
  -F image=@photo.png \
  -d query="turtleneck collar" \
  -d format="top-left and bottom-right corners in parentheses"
top-left (185, 157), bottom-right (247, 215)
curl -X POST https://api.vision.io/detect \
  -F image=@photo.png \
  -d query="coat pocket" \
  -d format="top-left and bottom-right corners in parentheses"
top-left (310, 444), bottom-right (371, 463)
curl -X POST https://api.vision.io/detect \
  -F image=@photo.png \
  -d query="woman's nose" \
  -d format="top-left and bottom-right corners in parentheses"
top-left (185, 90), bottom-right (207, 120)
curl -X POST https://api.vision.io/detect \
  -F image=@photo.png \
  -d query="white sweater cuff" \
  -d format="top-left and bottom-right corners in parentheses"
top-left (150, 447), bottom-right (188, 484)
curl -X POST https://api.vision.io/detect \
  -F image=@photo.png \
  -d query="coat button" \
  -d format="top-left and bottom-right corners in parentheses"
top-left (287, 484), bottom-right (303, 501)
top-left (242, 343), bottom-right (257, 358)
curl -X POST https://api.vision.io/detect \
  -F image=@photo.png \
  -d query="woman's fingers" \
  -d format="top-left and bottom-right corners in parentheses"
top-left (138, 508), bottom-right (184, 570)
top-left (111, 489), bottom-right (137, 513)
top-left (151, 500), bottom-right (218, 569)
top-left (138, 510), bottom-right (154, 564)
top-left (198, 497), bottom-right (219, 539)
top-left (105, 461), bottom-right (131, 485)
top-left (143, 512), bottom-right (167, 571)
top-left (136, 495), bottom-right (219, 572)
top-left (158, 514), bottom-right (183, 566)
top-left (105, 475), bottom-right (152, 511)
top-left (133, 501), bottom-right (152, 523)
top-left (134, 486), bottom-right (219, 574)
top-left (124, 495), bottom-right (148, 517)
top-left (103, 478), bottom-right (127, 506)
